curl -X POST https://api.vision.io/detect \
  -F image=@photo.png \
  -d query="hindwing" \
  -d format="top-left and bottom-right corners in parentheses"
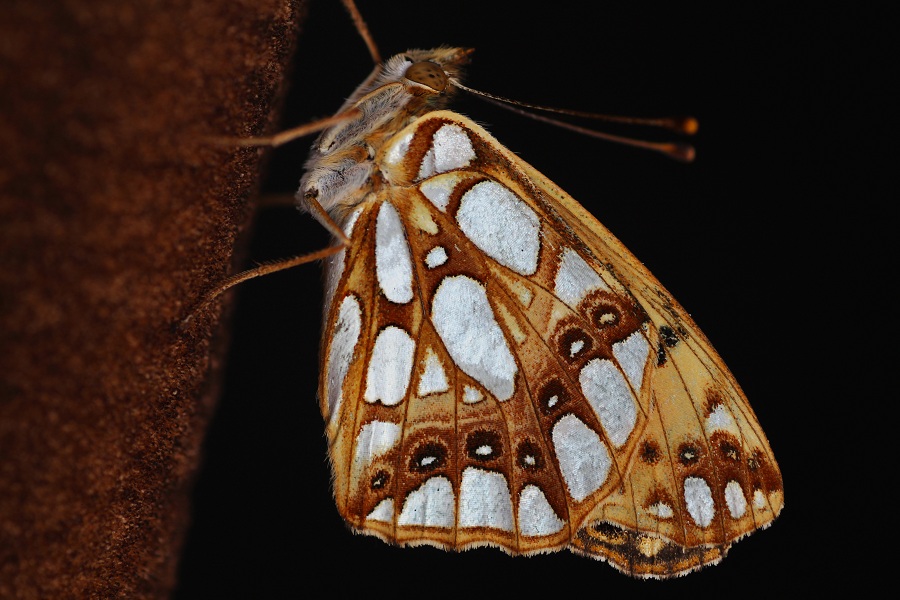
top-left (318, 111), bottom-right (783, 577)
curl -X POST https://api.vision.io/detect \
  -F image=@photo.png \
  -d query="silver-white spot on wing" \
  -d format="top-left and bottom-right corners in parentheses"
top-left (462, 385), bottom-right (483, 404)
top-left (364, 326), bottom-right (415, 406)
top-left (384, 131), bottom-right (413, 167)
top-left (551, 414), bottom-right (611, 502)
top-left (398, 476), bottom-right (455, 528)
top-left (326, 295), bottom-right (362, 423)
top-left (554, 247), bottom-right (610, 308)
top-left (417, 348), bottom-right (449, 396)
top-left (569, 339), bottom-right (585, 357)
top-left (753, 489), bottom-right (766, 509)
top-left (424, 246), bottom-right (448, 269)
top-left (419, 172), bottom-right (466, 212)
top-left (684, 476), bottom-right (715, 528)
top-left (366, 498), bottom-right (394, 523)
top-left (418, 124), bottom-right (476, 179)
top-left (579, 358), bottom-right (638, 447)
top-left (458, 467), bottom-right (514, 531)
top-left (431, 275), bottom-right (517, 401)
top-left (647, 502), bottom-right (675, 519)
top-left (518, 485), bottom-right (565, 537)
top-left (375, 201), bottom-right (413, 304)
top-left (456, 180), bottom-right (540, 275)
top-left (725, 480), bottom-right (747, 518)
top-left (612, 331), bottom-right (650, 393)
top-left (352, 421), bottom-right (401, 478)
top-left (705, 403), bottom-right (740, 437)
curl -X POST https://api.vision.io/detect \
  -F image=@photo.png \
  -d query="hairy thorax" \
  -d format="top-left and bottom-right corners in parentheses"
top-left (298, 47), bottom-right (471, 227)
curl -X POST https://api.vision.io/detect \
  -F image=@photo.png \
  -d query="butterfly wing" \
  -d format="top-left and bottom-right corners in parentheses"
top-left (522, 161), bottom-right (785, 575)
top-left (318, 110), bottom-right (783, 577)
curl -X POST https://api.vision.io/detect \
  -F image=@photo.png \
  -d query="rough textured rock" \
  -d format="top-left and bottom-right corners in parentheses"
top-left (0, 1), bottom-right (303, 597)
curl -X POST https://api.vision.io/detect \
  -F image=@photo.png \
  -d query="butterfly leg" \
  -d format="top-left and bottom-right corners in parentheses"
top-left (206, 109), bottom-right (361, 149)
top-left (182, 245), bottom-right (343, 323)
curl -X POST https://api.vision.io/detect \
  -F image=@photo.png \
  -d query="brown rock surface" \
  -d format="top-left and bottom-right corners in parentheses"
top-left (0, 1), bottom-right (303, 597)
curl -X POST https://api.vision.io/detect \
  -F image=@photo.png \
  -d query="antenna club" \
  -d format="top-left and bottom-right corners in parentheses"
top-left (666, 143), bottom-right (696, 163)
top-left (680, 116), bottom-right (699, 136)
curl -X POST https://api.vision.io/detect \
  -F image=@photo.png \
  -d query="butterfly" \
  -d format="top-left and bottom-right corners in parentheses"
top-left (215, 0), bottom-right (783, 579)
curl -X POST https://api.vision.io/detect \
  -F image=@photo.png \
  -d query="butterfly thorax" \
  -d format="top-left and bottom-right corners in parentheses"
top-left (298, 47), bottom-right (471, 227)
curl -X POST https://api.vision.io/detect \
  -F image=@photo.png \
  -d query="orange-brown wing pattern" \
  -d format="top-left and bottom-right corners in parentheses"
top-left (317, 110), bottom-right (782, 576)
top-left (518, 147), bottom-right (784, 576)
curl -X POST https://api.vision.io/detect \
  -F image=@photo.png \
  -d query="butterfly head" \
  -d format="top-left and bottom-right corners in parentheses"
top-left (379, 47), bottom-right (473, 99)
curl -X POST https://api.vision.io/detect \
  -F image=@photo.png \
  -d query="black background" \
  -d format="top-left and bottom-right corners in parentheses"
top-left (176, 0), bottom-right (887, 596)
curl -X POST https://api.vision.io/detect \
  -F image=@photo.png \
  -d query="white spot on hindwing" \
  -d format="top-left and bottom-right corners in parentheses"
top-left (569, 339), bottom-right (585, 357)
top-left (456, 180), bottom-right (540, 275)
top-left (753, 489), bottom-right (766, 509)
top-left (398, 476), bottom-right (455, 528)
top-left (612, 331), bottom-right (650, 392)
top-left (705, 403), bottom-right (740, 436)
top-left (384, 130), bottom-right (414, 166)
top-left (725, 480), bottom-right (747, 518)
top-left (431, 276), bottom-right (517, 401)
top-left (647, 502), bottom-right (674, 519)
top-left (554, 247), bottom-right (609, 307)
top-left (417, 348), bottom-right (449, 396)
top-left (366, 498), bottom-right (394, 523)
top-left (364, 326), bottom-right (415, 406)
top-left (551, 414), bottom-right (611, 502)
top-left (326, 295), bottom-right (362, 423)
top-left (518, 485), bottom-right (565, 537)
top-left (579, 359), bottom-right (638, 447)
top-left (419, 172), bottom-right (466, 212)
top-left (424, 246), bottom-right (448, 268)
top-left (459, 468), bottom-right (514, 531)
top-left (352, 421), bottom-right (401, 477)
top-left (375, 201), bottom-right (413, 304)
top-left (462, 386), bottom-right (483, 404)
top-left (684, 477), bottom-right (715, 527)
top-left (418, 124), bottom-right (476, 179)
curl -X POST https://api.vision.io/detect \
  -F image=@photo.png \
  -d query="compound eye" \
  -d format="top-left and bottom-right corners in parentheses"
top-left (404, 61), bottom-right (448, 92)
